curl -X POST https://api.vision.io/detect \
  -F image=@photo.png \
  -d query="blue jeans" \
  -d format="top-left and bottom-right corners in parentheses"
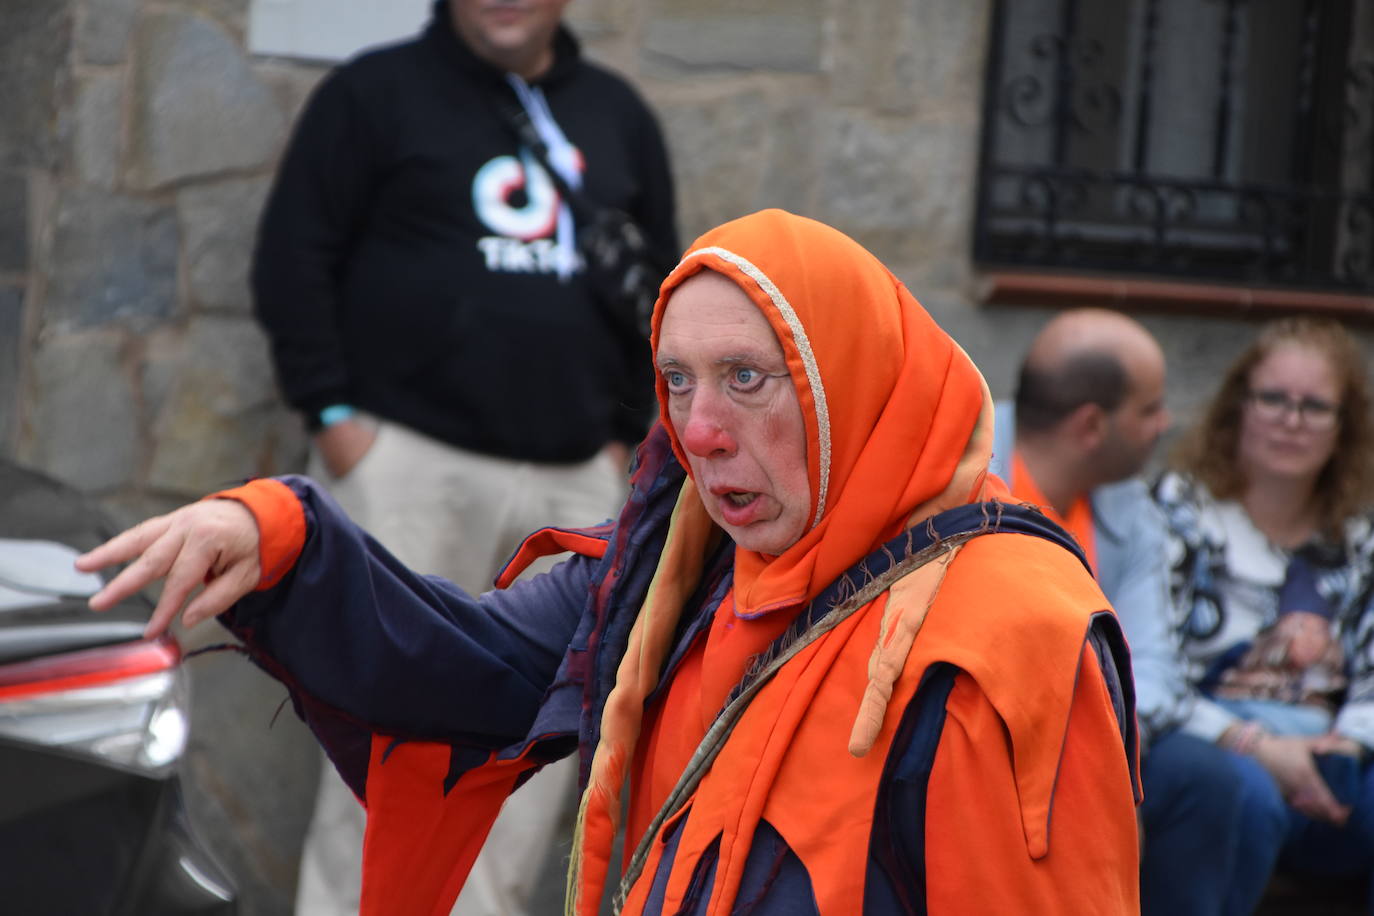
top-left (1140, 730), bottom-right (1284, 916)
top-left (1236, 751), bottom-right (1374, 912)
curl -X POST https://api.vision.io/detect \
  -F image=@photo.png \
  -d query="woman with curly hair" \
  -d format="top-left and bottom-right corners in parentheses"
top-left (1153, 316), bottom-right (1374, 906)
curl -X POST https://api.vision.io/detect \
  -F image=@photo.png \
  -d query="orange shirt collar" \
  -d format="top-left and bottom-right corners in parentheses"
top-left (1009, 450), bottom-right (1097, 573)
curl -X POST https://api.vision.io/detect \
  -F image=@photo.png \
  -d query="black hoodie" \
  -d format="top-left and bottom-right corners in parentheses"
top-left (252, 1), bottom-right (678, 462)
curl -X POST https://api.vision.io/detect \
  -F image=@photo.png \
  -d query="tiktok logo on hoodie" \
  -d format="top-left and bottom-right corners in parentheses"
top-left (472, 150), bottom-right (583, 276)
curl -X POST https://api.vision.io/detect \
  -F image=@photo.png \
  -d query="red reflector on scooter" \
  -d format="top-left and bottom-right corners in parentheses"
top-left (0, 636), bottom-right (180, 701)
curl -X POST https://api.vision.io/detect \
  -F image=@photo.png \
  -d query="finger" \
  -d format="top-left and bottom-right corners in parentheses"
top-left (1310, 733), bottom-right (1361, 757)
top-left (76, 514), bottom-right (173, 572)
top-left (180, 562), bottom-right (259, 631)
top-left (1309, 733), bottom-right (1338, 752)
top-left (142, 544), bottom-right (216, 638)
top-left (1295, 793), bottom-right (1351, 826)
top-left (87, 525), bottom-right (187, 612)
top-left (206, 523), bottom-right (262, 586)
top-left (1292, 774), bottom-right (1348, 825)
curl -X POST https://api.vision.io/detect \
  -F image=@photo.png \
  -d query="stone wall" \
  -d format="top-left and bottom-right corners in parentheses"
top-left (3, 1), bottom-right (1370, 914)
top-left (3, 3), bottom-right (325, 914)
top-left (4, 0), bottom-right (323, 525)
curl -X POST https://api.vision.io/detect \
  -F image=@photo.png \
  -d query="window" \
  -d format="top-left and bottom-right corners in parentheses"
top-left (973, 0), bottom-right (1374, 293)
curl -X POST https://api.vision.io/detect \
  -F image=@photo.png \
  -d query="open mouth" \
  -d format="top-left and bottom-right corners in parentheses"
top-left (725, 491), bottom-right (757, 507)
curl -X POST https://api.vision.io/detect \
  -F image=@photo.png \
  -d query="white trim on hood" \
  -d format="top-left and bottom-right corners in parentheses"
top-left (682, 246), bottom-right (832, 525)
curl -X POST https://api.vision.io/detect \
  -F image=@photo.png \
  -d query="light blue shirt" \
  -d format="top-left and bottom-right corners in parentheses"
top-left (991, 401), bottom-right (1189, 746)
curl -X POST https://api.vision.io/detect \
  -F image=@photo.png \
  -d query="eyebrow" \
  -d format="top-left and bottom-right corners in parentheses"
top-left (655, 353), bottom-right (778, 371)
top-left (1255, 388), bottom-right (1337, 405)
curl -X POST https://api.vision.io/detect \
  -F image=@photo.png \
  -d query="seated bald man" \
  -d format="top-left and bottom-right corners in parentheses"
top-left (989, 309), bottom-right (1275, 916)
top-left (80, 211), bottom-right (1141, 915)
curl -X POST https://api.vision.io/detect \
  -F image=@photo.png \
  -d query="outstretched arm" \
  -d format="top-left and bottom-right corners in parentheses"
top-left (77, 476), bottom-right (596, 748)
top-left (78, 475), bottom-right (599, 914)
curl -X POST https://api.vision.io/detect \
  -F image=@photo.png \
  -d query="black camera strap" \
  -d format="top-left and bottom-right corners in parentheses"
top-left (495, 99), bottom-right (673, 337)
top-left (499, 103), bottom-right (602, 227)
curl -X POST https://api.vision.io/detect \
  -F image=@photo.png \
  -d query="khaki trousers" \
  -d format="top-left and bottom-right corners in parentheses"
top-left (294, 418), bottom-right (624, 916)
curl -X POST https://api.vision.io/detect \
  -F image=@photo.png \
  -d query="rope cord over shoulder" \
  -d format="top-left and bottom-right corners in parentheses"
top-left (589, 498), bottom-right (1085, 914)
top-left (610, 528), bottom-right (983, 914)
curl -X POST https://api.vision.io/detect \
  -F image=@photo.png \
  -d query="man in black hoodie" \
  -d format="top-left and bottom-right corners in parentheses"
top-left (251, 2), bottom-right (677, 913)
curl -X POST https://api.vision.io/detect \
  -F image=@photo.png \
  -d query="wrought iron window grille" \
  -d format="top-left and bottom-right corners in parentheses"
top-left (973, 0), bottom-right (1374, 293)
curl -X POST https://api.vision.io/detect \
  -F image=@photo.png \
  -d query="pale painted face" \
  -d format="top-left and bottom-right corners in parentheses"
top-left (449, 0), bottom-right (569, 79)
top-left (656, 271), bottom-right (811, 556)
top-left (1238, 343), bottom-right (1342, 486)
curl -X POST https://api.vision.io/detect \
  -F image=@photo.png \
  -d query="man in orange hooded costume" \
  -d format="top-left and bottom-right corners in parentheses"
top-left (81, 210), bottom-right (1141, 914)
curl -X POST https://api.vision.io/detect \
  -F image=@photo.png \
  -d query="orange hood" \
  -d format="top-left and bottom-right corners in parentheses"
top-left (650, 209), bottom-right (993, 617)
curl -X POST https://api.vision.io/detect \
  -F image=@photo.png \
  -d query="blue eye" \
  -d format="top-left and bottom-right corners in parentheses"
top-left (663, 369), bottom-right (688, 391)
top-left (731, 366), bottom-right (766, 392)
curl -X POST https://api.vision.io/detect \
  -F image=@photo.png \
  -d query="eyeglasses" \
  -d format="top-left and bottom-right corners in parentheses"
top-left (1246, 389), bottom-right (1340, 430)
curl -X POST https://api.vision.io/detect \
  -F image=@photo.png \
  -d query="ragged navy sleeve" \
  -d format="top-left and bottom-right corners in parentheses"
top-left (221, 475), bottom-right (595, 749)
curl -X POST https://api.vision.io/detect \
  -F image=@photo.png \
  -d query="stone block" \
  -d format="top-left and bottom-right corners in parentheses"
top-left (266, 404), bottom-right (309, 475)
top-left (127, 11), bottom-right (285, 189)
top-left (831, 0), bottom-right (990, 117)
top-left (643, 0), bottom-right (823, 73)
top-left (814, 112), bottom-right (978, 266)
top-left (0, 0), bottom-right (71, 169)
top-left (659, 92), bottom-right (769, 238)
top-left (142, 317), bottom-right (280, 424)
top-left (659, 92), bottom-right (819, 240)
top-left (580, 38), bottom-right (639, 81)
top-left (831, 5), bottom-right (879, 89)
top-left (566, 0), bottom-right (635, 40)
top-left (930, 298), bottom-right (1049, 399)
top-left (178, 176), bottom-right (270, 312)
top-left (256, 62), bottom-right (328, 129)
top-left (69, 71), bottom-right (123, 189)
top-left (0, 171), bottom-right (28, 271)
top-left (145, 316), bottom-right (283, 494)
top-left (77, 0), bottom-right (138, 65)
top-left (0, 285), bottom-right (24, 455)
top-left (753, 103), bottom-right (820, 216)
top-left (899, 0), bottom-right (990, 119)
top-left (185, 0), bottom-right (252, 40)
top-left (28, 329), bottom-right (139, 492)
top-left (45, 187), bottom-right (179, 330)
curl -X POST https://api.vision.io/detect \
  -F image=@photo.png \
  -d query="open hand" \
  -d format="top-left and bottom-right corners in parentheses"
top-left (1254, 733), bottom-right (1352, 826)
top-left (75, 499), bottom-right (261, 639)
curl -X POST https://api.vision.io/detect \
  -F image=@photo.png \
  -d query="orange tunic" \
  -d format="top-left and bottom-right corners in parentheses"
top-left (616, 531), bottom-right (1139, 915)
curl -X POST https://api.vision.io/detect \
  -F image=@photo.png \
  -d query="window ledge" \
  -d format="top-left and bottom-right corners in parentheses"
top-left (978, 271), bottom-right (1374, 322)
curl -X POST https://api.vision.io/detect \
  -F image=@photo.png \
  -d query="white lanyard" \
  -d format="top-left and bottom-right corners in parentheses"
top-left (506, 74), bottom-right (579, 281)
